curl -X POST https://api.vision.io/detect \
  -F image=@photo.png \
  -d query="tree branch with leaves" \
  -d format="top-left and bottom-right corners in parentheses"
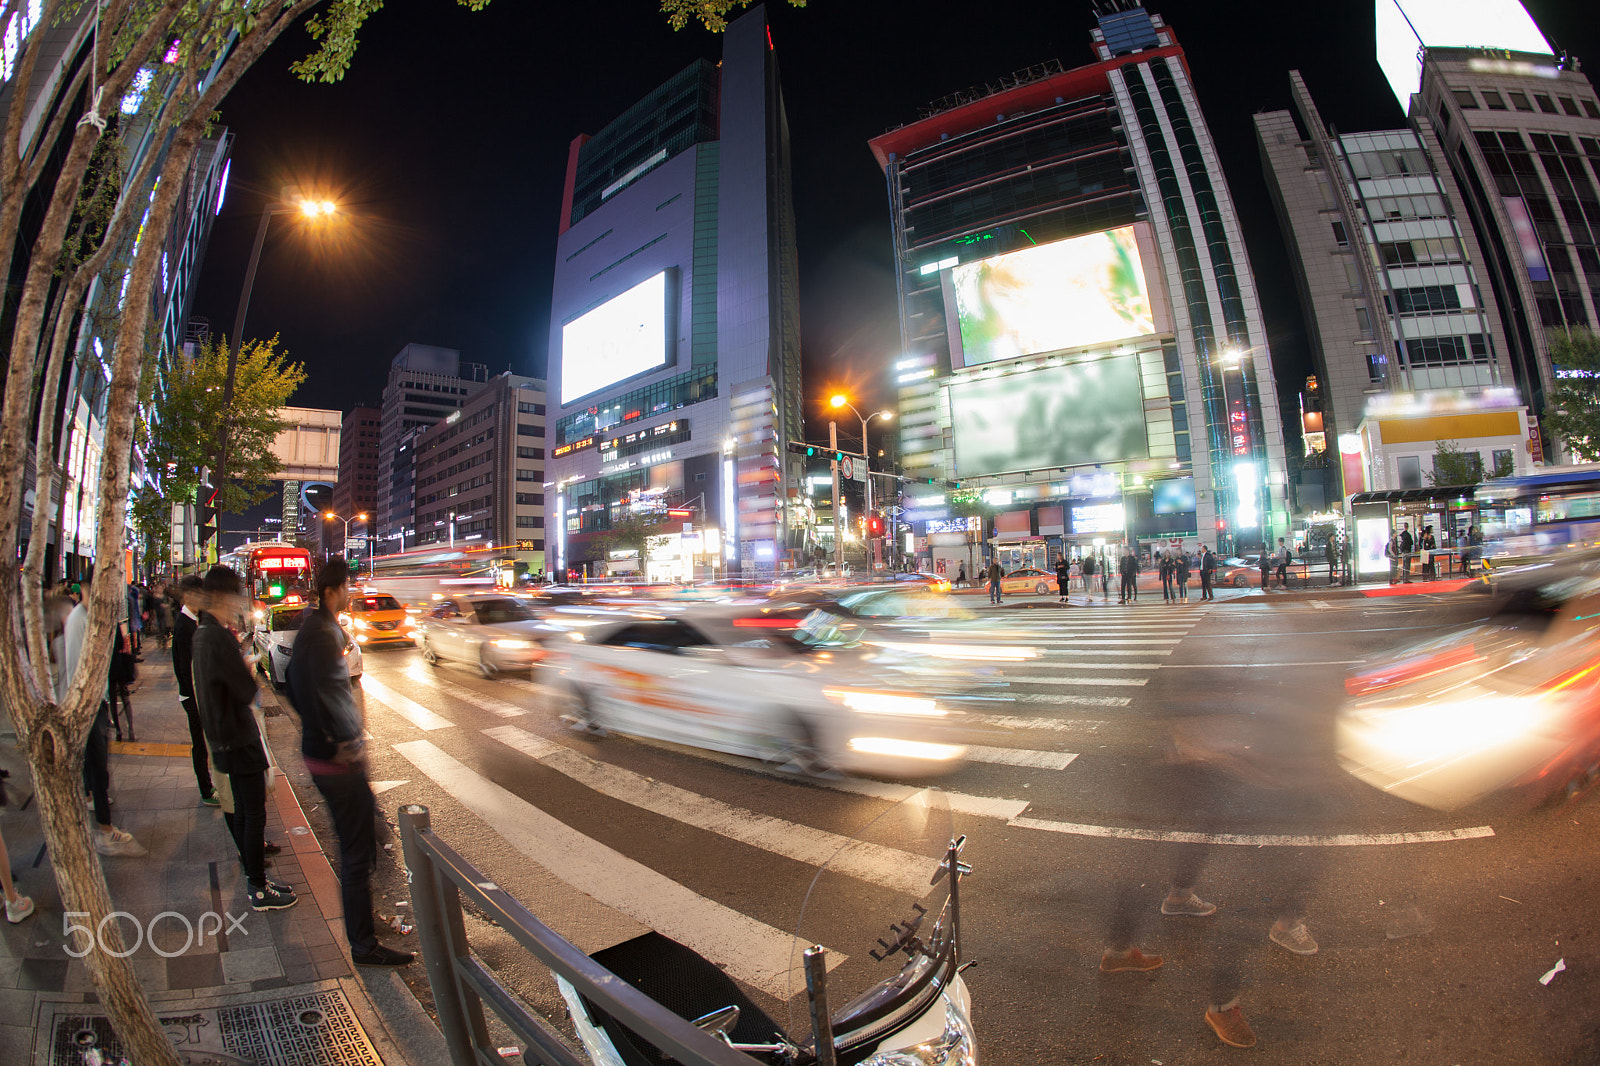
top-left (1543, 327), bottom-right (1600, 463)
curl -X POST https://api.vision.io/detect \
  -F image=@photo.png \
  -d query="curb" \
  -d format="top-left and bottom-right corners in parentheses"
top-left (259, 687), bottom-right (451, 1066)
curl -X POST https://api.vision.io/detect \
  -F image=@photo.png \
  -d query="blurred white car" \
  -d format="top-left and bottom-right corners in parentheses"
top-left (551, 605), bottom-right (968, 777)
top-left (253, 602), bottom-right (363, 687)
top-left (418, 593), bottom-right (550, 678)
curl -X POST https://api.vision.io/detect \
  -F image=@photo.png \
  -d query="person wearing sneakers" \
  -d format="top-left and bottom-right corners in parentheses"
top-left (191, 565), bottom-right (296, 913)
top-left (171, 575), bottom-right (218, 808)
top-left (57, 579), bottom-right (144, 857)
top-left (287, 558), bottom-right (414, 968)
top-left (1, 782), bottom-right (35, 923)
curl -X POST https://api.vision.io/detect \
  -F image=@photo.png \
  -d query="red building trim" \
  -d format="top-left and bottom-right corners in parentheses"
top-left (558, 134), bottom-right (590, 236)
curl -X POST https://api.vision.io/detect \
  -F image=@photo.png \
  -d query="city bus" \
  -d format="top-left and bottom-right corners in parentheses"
top-left (217, 541), bottom-right (315, 615)
top-left (1475, 463), bottom-right (1600, 565)
top-left (364, 546), bottom-right (517, 613)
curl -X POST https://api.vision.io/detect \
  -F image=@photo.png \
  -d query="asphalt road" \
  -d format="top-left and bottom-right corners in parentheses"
top-left (272, 589), bottom-right (1600, 1064)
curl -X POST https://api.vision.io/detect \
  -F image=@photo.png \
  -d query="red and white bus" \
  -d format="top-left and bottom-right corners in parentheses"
top-left (217, 541), bottom-right (314, 608)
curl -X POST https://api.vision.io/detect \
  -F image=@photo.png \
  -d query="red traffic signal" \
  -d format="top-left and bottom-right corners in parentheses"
top-left (866, 515), bottom-right (886, 537)
top-left (667, 508), bottom-right (694, 518)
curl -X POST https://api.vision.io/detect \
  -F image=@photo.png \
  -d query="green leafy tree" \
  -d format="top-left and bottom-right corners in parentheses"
top-left (1427, 440), bottom-right (1485, 488)
top-left (661, 0), bottom-right (806, 32)
top-left (1543, 327), bottom-right (1600, 462)
top-left (947, 489), bottom-right (996, 576)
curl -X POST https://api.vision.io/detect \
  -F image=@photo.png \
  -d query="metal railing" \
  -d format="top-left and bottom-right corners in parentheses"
top-left (398, 803), bottom-right (764, 1066)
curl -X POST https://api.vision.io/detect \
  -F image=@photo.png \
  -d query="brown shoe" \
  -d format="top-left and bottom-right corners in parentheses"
top-left (1205, 1003), bottom-right (1256, 1048)
top-left (1100, 947), bottom-right (1163, 973)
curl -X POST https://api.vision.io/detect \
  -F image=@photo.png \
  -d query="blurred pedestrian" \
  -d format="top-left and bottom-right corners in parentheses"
top-left (1466, 525), bottom-right (1484, 573)
top-left (1398, 523), bottom-right (1415, 583)
top-left (1174, 548), bottom-right (1191, 602)
top-left (172, 575), bottom-right (217, 807)
top-left (1420, 525), bottom-right (1437, 578)
top-left (1, 770), bottom-right (35, 923)
top-left (1055, 555), bottom-right (1071, 604)
top-left (955, 562), bottom-right (966, 589)
top-left (1199, 545), bottom-right (1217, 600)
top-left (192, 565), bottom-right (295, 912)
top-left (1325, 537), bottom-right (1339, 585)
top-left (1118, 547), bottom-right (1137, 604)
top-left (1159, 551), bottom-right (1174, 602)
top-left (107, 619), bottom-right (136, 742)
top-left (1079, 552), bottom-right (1094, 594)
top-left (287, 558), bottom-right (414, 967)
top-left (125, 580), bottom-right (144, 658)
top-left (986, 558), bottom-right (1003, 605)
top-left (1274, 538), bottom-right (1290, 589)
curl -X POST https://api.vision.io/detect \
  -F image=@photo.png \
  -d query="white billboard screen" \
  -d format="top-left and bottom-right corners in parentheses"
top-left (950, 226), bottom-right (1155, 367)
top-left (560, 271), bottom-right (671, 405)
top-left (949, 356), bottom-right (1148, 477)
top-left (1375, 0), bottom-right (1553, 108)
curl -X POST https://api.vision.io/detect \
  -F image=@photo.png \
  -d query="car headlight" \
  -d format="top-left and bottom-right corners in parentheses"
top-left (338, 612), bottom-right (352, 628)
top-left (858, 1001), bottom-right (977, 1066)
top-left (824, 689), bottom-right (945, 717)
top-left (351, 617), bottom-right (369, 630)
top-left (492, 639), bottom-right (535, 649)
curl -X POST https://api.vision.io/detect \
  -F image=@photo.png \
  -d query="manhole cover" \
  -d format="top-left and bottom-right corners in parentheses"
top-left (47, 990), bottom-right (380, 1066)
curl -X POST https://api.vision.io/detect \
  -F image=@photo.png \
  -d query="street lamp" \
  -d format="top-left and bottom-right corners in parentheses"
top-left (323, 511), bottom-right (367, 564)
top-left (829, 394), bottom-right (894, 571)
top-left (210, 189), bottom-right (341, 558)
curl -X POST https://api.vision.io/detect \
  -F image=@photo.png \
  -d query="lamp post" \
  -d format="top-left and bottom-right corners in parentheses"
top-left (829, 395), bottom-right (894, 572)
top-left (323, 511), bottom-right (367, 565)
top-left (209, 192), bottom-right (339, 559)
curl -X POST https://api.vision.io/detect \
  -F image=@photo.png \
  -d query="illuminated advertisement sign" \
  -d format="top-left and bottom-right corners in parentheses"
top-left (1229, 399), bottom-right (1251, 456)
top-left (1071, 502), bottom-right (1126, 534)
top-left (949, 226), bottom-right (1154, 367)
top-left (1502, 197), bottom-right (1551, 282)
top-left (948, 356), bottom-right (1147, 477)
top-left (551, 436), bottom-right (597, 459)
top-left (925, 516), bottom-right (981, 535)
top-left (560, 270), bottom-right (673, 406)
top-left (1375, 0), bottom-right (1552, 108)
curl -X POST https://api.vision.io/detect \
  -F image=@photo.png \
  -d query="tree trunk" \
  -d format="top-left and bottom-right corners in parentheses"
top-left (26, 718), bottom-right (184, 1066)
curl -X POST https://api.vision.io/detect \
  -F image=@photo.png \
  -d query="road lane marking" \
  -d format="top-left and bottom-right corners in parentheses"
top-left (967, 715), bottom-right (1109, 732)
top-left (1157, 660), bottom-right (1361, 668)
top-left (965, 745), bottom-right (1078, 769)
top-left (996, 675), bottom-right (1148, 687)
top-left (1008, 815), bottom-right (1496, 846)
top-left (822, 777), bottom-right (1031, 821)
top-left (438, 687), bottom-right (528, 717)
top-left (1031, 663), bottom-right (1163, 671)
top-left (393, 740), bottom-right (839, 995)
top-left (361, 677), bottom-right (453, 731)
top-left (480, 726), bottom-right (933, 895)
top-left (1039, 640), bottom-right (1183, 647)
top-left (1000, 694), bottom-right (1134, 707)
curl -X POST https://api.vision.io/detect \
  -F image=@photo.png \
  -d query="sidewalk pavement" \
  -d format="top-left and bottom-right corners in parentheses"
top-left (0, 645), bottom-right (449, 1066)
top-left (950, 572), bottom-right (1482, 608)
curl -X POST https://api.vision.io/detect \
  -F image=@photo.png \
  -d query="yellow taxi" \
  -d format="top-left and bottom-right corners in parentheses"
top-left (998, 567), bottom-right (1056, 596)
top-left (343, 591), bottom-right (415, 646)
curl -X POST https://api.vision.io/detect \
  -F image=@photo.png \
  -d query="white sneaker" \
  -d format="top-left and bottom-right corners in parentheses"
top-left (94, 827), bottom-right (146, 857)
top-left (4, 895), bottom-right (34, 923)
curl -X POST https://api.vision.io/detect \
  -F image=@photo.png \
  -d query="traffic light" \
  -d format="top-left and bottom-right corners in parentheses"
top-left (784, 441), bottom-right (846, 462)
top-left (866, 514), bottom-right (886, 537)
top-left (196, 466), bottom-right (218, 552)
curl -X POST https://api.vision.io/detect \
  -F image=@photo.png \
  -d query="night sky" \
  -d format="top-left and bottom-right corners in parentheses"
top-left (189, 0), bottom-right (1596, 448)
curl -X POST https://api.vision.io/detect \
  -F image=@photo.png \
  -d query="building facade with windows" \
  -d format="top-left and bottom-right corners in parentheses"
top-left (1257, 71), bottom-right (1529, 494)
top-left (374, 344), bottom-right (489, 552)
top-left (411, 373), bottom-right (547, 573)
top-left (870, 2), bottom-right (1289, 566)
top-left (545, 3), bottom-right (802, 578)
top-left (330, 405), bottom-right (380, 557)
top-left (1376, 0), bottom-right (1600, 457)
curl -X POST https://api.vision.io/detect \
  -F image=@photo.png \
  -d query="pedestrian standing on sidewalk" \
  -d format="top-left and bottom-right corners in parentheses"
top-left (987, 558), bottom-right (1004, 605)
top-left (286, 558), bottom-right (415, 967)
top-left (192, 565), bottom-right (296, 912)
top-left (1159, 551), bottom-right (1174, 603)
top-left (1325, 537), bottom-right (1338, 585)
top-left (1080, 552), bottom-right (1095, 594)
top-left (1199, 545), bottom-right (1217, 600)
top-left (171, 575), bottom-right (217, 807)
top-left (1398, 523), bottom-right (1415, 583)
top-left (1420, 526), bottom-right (1437, 578)
top-left (955, 562), bottom-right (966, 589)
top-left (1259, 550), bottom-right (1270, 592)
top-left (1118, 547), bottom-right (1137, 604)
top-left (1274, 538), bottom-right (1290, 589)
top-left (58, 580), bottom-right (145, 856)
top-left (1174, 548), bottom-right (1191, 602)
top-left (1056, 555), bottom-right (1071, 604)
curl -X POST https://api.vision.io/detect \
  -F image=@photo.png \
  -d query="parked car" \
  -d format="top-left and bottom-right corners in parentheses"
top-left (253, 602), bottom-right (362, 687)
top-left (998, 567), bottom-right (1055, 596)
top-left (418, 592), bottom-right (552, 678)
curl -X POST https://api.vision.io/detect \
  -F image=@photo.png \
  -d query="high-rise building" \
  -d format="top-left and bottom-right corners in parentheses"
top-left (1377, 0), bottom-right (1600, 454)
top-left (330, 405), bottom-right (380, 557)
top-left (374, 344), bottom-right (488, 552)
top-left (411, 374), bottom-right (548, 572)
top-left (1256, 72), bottom-right (1530, 493)
top-left (545, 3), bottom-right (802, 579)
top-left (870, 2), bottom-right (1288, 568)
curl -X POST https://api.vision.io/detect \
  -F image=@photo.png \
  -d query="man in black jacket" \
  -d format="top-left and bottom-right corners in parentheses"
top-left (171, 574), bottom-right (217, 807)
top-left (192, 565), bottom-right (296, 912)
top-left (286, 558), bottom-right (413, 967)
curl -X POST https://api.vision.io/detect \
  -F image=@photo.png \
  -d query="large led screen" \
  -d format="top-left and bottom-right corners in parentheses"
top-left (1152, 477), bottom-right (1196, 515)
top-left (560, 271), bottom-right (671, 405)
top-left (950, 227), bottom-right (1155, 367)
top-left (949, 356), bottom-right (1148, 477)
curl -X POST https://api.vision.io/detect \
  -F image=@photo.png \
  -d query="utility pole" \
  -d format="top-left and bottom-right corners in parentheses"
top-left (830, 421), bottom-right (843, 575)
